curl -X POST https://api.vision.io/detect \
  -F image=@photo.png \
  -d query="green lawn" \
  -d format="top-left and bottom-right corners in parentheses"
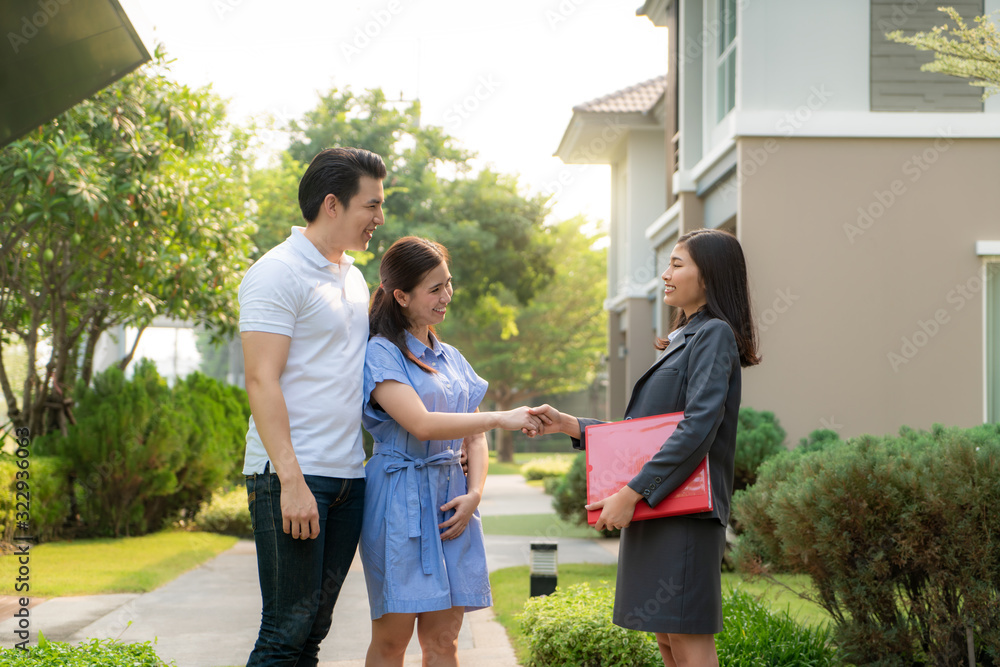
top-left (0, 531), bottom-right (237, 597)
top-left (488, 451), bottom-right (577, 476)
top-left (480, 513), bottom-right (598, 539)
top-left (490, 564), bottom-right (832, 665)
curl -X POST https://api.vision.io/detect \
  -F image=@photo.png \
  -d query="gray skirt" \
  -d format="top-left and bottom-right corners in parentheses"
top-left (611, 515), bottom-right (726, 634)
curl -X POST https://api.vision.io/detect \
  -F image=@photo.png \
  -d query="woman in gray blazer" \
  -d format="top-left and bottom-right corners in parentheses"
top-left (530, 228), bottom-right (760, 667)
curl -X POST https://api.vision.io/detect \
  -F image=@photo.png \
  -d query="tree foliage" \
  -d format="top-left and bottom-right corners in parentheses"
top-left (887, 7), bottom-right (1000, 98)
top-left (254, 86), bottom-right (554, 314)
top-left (0, 45), bottom-right (255, 437)
top-left (440, 218), bottom-right (607, 461)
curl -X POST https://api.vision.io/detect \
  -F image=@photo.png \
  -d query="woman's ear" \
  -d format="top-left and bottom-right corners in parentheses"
top-left (393, 288), bottom-right (408, 308)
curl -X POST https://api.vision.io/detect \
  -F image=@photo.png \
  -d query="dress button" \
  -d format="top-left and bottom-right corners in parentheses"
top-left (643, 490), bottom-right (651, 497)
top-left (655, 477), bottom-right (662, 483)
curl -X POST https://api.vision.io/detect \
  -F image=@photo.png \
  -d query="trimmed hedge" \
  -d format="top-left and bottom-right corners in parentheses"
top-left (520, 456), bottom-right (573, 481)
top-left (518, 582), bottom-right (836, 667)
top-left (194, 487), bottom-right (252, 537)
top-left (519, 582), bottom-right (660, 666)
top-left (0, 635), bottom-right (171, 666)
top-left (733, 423), bottom-right (1000, 665)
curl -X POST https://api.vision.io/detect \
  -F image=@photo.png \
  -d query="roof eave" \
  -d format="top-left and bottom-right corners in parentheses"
top-left (636, 0), bottom-right (670, 26)
top-left (554, 110), bottom-right (659, 164)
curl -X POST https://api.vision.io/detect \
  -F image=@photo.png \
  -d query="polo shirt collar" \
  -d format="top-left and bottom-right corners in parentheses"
top-left (289, 226), bottom-right (355, 269)
top-left (405, 330), bottom-right (445, 360)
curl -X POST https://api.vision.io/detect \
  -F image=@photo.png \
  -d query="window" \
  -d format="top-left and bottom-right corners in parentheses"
top-left (716, 0), bottom-right (737, 121)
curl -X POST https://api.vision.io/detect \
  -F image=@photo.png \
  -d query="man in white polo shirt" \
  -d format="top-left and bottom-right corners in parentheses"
top-left (239, 147), bottom-right (386, 666)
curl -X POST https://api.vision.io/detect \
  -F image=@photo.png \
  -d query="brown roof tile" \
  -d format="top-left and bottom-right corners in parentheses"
top-left (573, 75), bottom-right (667, 114)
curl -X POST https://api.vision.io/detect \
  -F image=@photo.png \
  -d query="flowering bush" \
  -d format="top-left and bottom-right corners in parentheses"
top-left (520, 456), bottom-right (573, 481)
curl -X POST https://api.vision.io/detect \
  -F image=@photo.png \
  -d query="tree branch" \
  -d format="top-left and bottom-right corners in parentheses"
top-left (118, 324), bottom-right (148, 371)
top-left (0, 341), bottom-right (21, 427)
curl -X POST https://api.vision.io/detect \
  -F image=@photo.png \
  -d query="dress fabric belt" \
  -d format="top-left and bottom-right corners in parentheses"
top-left (373, 443), bottom-right (460, 575)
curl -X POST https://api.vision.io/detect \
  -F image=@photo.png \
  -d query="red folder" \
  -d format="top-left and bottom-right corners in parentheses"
top-left (585, 412), bottom-right (712, 526)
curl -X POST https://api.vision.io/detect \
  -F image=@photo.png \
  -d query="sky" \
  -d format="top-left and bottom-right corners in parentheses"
top-left (116, 0), bottom-right (668, 225)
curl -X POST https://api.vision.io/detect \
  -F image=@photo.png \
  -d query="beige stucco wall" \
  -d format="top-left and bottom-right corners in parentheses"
top-left (738, 136), bottom-right (1000, 444)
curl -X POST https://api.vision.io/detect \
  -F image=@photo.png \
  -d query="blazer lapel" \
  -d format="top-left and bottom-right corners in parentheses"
top-left (622, 311), bottom-right (711, 416)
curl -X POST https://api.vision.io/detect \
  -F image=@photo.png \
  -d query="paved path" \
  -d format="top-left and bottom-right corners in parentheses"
top-left (0, 474), bottom-right (618, 666)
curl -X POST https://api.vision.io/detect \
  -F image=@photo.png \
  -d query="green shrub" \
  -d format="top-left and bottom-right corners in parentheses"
top-left (796, 428), bottom-right (842, 453)
top-left (517, 582), bottom-right (837, 667)
top-left (520, 456), bottom-right (573, 481)
top-left (144, 372), bottom-right (249, 524)
top-left (733, 423), bottom-right (1000, 665)
top-left (518, 582), bottom-right (661, 667)
top-left (551, 452), bottom-right (618, 538)
top-left (733, 407), bottom-right (786, 491)
top-left (36, 360), bottom-right (183, 537)
top-left (0, 455), bottom-right (71, 543)
top-left (36, 361), bottom-right (249, 538)
top-left (195, 487), bottom-right (252, 537)
top-left (718, 589), bottom-right (837, 666)
top-left (0, 634), bottom-right (171, 666)
top-left (542, 476), bottom-right (561, 495)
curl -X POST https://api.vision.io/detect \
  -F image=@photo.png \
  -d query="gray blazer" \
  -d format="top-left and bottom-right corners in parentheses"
top-left (572, 310), bottom-right (741, 525)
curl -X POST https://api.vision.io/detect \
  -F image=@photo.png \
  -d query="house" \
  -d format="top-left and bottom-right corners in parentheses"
top-left (556, 0), bottom-right (1000, 443)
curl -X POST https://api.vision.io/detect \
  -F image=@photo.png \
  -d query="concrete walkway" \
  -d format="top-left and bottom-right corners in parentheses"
top-left (1, 474), bottom-right (618, 666)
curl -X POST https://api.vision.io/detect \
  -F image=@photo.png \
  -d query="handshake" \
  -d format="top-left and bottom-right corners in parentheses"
top-left (502, 404), bottom-right (563, 439)
top-left (458, 404), bottom-right (577, 475)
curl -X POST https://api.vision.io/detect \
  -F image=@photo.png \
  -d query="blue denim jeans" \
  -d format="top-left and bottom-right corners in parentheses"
top-left (246, 469), bottom-right (365, 667)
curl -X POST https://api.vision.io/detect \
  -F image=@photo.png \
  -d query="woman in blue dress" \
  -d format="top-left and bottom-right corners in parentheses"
top-left (361, 236), bottom-right (541, 667)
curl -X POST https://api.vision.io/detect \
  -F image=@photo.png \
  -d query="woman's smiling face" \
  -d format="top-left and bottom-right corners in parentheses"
top-left (661, 242), bottom-right (706, 318)
top-left (399, 261), bottom-right (454, 332)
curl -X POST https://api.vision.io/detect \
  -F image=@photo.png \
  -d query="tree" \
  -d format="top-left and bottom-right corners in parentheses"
top-left (440, 218), bottom-right (607, 462)
top-left (886, 7), bottom-right (1000, 98)
top-left (0, 46), bottom-right (255, 437)
top-left (253, 85), bottom-right (554, 323)
top-left (248, 151), bottom-right (304, 261)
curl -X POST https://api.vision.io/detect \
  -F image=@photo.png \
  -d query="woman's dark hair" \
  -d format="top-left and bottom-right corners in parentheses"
top-left (656, 228), bottom-right (761, 368)
top-left (298, 147), bottom-right (387, 223)
top-left (370, 236), bottom-right (449, 374)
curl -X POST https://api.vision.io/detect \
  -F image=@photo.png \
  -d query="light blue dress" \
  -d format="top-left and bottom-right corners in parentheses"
top-left (360, 332), bottom-right (493, 620)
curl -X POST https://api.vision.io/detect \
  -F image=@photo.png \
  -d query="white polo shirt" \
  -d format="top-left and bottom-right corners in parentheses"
top-left (239, 226), bottom-right (369, 478)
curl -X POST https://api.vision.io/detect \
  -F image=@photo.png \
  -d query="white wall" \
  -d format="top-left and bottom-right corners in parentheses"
top-left (625, 130), bottom-right (667, 291)
top-left (740, 0), bottom-right (871, 113)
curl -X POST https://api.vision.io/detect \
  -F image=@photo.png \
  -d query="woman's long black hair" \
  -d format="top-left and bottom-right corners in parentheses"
top-left (656, 228), bottom-right (761, 368)
top-left (369, 236), bottom-right (449, 374)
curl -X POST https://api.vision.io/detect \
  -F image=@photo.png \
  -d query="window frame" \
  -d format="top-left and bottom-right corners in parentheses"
top-left (985, 256), bottom-right (1000, 423)
top-left (704, 0), bottom-right (738, 149)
